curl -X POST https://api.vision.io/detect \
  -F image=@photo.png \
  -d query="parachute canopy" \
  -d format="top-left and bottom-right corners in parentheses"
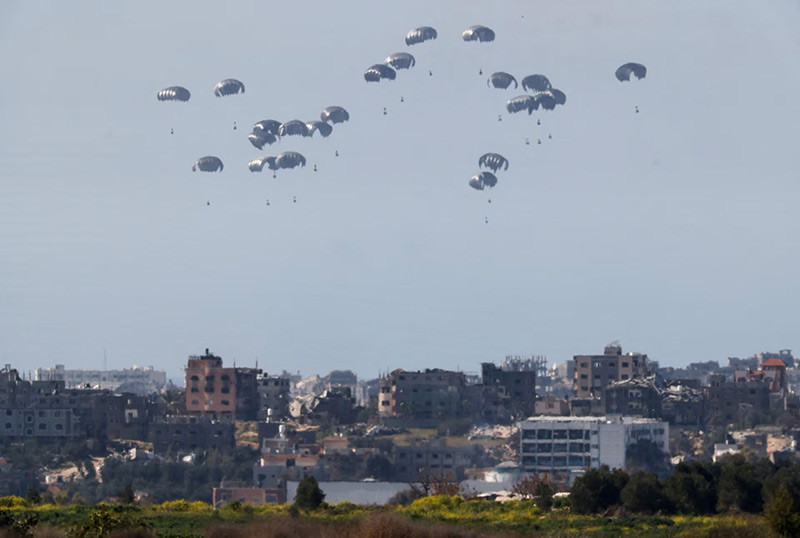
top-left (386, 52), bottom-right (416, 70)
top-left (462, 25), bottom-right (495, 42)
top-left (405, 26), bottom-right (437, 46)
top-left (249, 156), bottom-right (277, 172)
top-left (248, 131), bottom-right (276, 150)
top-left (275, 151), bottom-right (306, 170)
top-left (522, 74), bottom-right (551, 92)
top-left (157, 86), bottom-right (190, 102)
top-left (213, 79), bottom-right (245, 97)
top-left (364, 64), bottom-right (396, 82)
top-left (506, 95), bottom-right (536, 114)
top-left (479, 153), bottom-right (509, 172)
top-left (306, 121), bottom-right (333, 137)
top-left (469, 171), bottom-right (498, 190)
top-left (279, 120), bottom-right (309, 137)
top-left (192, 156), bottom-right (223, 172)
top-left (321, 106), bottom-right (349, 124)
top-left (487, 72), bottom-right (517, 89)
top-left (253, 120), bottom-right (282, 136)
top-left (615, 62), bottom-right (647, 81)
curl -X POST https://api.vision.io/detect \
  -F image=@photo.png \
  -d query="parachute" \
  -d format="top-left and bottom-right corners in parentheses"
top-left (253, 119), bottom-right (282, 136)
top-left (364, 64), bottom-right (396, 82)
top-left (615, 62), bottom-right (647, 82)
top-left (320, 106), bottom-right (349, 124)
top-left (192, 156), bottom-right (223, 172)
top-left (405, 26), bottom-right (437, 46)
top-left (248, 156), bottom-right (277, 172)
top-left (469, 171), bottom-right (498, 190)
top-left (386, 52), bottom-right (416, 70)
top-left (521, 74), bottom-right (551, 92)
top-left (478, 153), bottom-right (509, 172)
top-left (248, 131), bottom-right (277, 150)
top-left (213, 79), bottom-right (245, 97)
top-left (279, 120), bottom-right (309, 137)
top-left (157, 86), bottom-right (190, 102)
top-left (551, 89), bottom-right (567, 105)
top-left (487, 72), bottom-right (517, 89)
top-left (275, 151), bottom-right (306, 170)
top-left (506, 95), bottom-right (536, 114)
top-left (305, 121), bottom-right (333, 137)
top-left (462, 25), bottom-right (495, 42)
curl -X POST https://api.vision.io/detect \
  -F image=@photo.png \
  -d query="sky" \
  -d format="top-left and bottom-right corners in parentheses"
top-left (1, 0), bottom-right (799, 382)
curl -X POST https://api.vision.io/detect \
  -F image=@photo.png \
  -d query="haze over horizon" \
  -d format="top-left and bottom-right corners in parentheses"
top-left (1, 1), bottom-right (799, 383)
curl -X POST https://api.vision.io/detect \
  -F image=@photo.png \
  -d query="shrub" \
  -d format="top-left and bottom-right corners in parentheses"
top-left (294, 476), bottom-right (325, 511)
top-left (764, 486), bottom-right (800, 537)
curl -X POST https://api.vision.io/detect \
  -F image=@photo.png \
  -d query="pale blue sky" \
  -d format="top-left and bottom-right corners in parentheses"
top-left (1, 1), bottom-right (799, 381)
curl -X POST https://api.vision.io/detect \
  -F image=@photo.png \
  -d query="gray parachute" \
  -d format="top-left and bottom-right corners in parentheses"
top-left (157, 86), bottom-right (190, 102)
top-left (248, 156), bottom-right (277, 172)
top-left (478, 153), bottom-right (509, 172)
top-left (469, 171), bottom-right (498, 190)
top-left (306, 121), bottom-right (333, 137)
top-left (535, 89), bottom-right (567, 111)
top-left (279, 120), bottom-right (309, 137)
top-left (521, 74), bottom-right (551, 92)
top-left (192, 156), bottom-right (223, 172)
top-left (248, 131), bottom-right (277, 150)
top-left (462, 25), bottom-right (495, 42)
top-left (364, 64), bottom-right (396, 82)
top-left (386, 52), bottom-right (416, 70)
top-left (275, 151), bottom-right (306, 170)
top-left (213, 79), bottom-right (245, 97)
top-left (615, 62), bottom-right (647, 82)
top-left (506, 95), bottom-right (536, 114)
top-left (320, 106), bottom-right (349, 124)
top-left (405, 26), bottom-right (437, 46)
top-left (253, 120), bottom-right (282, 136)
top-left (487, 72), bottom-right (517, 89)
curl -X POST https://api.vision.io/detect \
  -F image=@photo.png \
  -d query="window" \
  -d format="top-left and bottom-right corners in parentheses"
top-left (55, 424), bottom-right (63, 430)
top-left (580, 374), bottom-right (587, 379)
top-left (622, 362), bottom-right (629, 368)
top-left (221, 375), bottom-right (230, 381)
top-left (381, 400), bottom-right (389, 406)
top-left (190, 375), bottom-right (199, 381)
top-left (536, 429), bottom-right (552, 440)
top-left (38, 423), bottom-right (45, 430)
top-left (221, 400), bottom-right (230, 406)
top-left (4, 410), bottom-right (10, 416)
top-left (205, 376), bottom-right (214, 382)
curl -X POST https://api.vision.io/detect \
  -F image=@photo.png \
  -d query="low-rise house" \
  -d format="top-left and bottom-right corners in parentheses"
top-left (392, 439), bottom-right (479, 481)
top-left (149, 415), bottom-right (235, 455)
top-left (535, 395), bottom-right (570, 416)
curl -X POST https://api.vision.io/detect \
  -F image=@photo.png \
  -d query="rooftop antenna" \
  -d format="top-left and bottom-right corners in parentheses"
top-left (103, 348), bottom-right (107, 372)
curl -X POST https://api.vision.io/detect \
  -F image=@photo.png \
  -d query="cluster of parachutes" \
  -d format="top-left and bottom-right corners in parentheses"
top-left (246, 106), bottom-right (349, 178)
top-left (502, 74), bottom-right (567, 115)
top-left (469, 153), bottom-right (508, 191)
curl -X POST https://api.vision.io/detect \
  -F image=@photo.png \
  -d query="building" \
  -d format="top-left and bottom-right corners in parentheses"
top-left (572, 343), bottom-right (650, 399)
top-left (212, 486), bottom-right (285, 507)
top-left (534, 395), bottom-right (570, 416)
top-left (706, 374), bottom-right (771, 425)
top-left (481, 362), bottom-right (536, 423)
top-left (35, 364), bottom-right (167, 395)
top-left (149, 415), bottom-right (235, 455)
top-left (392, 439), bottom-right (479, 481)
top-left (604, 376), bottom-right (662, 418)
top-left (379, 368), bottom-right (480, 426)
top-left (660, 382), bottom-right (707, 426)
top-left (256, 374), bottom-right (291, 421)
top-left (184, 349), bottom-right (260, 420)
top-left (519, 416), bottom-right (669, 484)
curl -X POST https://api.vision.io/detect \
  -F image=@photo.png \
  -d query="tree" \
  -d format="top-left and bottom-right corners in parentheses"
top-left (664, 462), bottom-right (717, 514)
top-left (512, 474), bottom-right (555, 511)
top-left (294, 475), bottom-right (325, 511)
top-left (118, 484), bottom-right (135, 505)
top-left (764, 486), bottom-right (800, 537)
top-left (620, 471), bottom-right (669, 514)
top-left (569, 465), bottom-right (629, 514)
top-left (716, 455), bottom-right (763, 513)
top-left (25, 486), bottom-right (41, 506)
top-left (626, 439), bottom-right (671, 478)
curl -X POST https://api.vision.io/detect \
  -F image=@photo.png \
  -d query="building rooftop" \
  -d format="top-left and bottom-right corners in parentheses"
top-left (762, 358), bottom-right (787, 368)
top-left (520, 415), bottom-right (665, 425)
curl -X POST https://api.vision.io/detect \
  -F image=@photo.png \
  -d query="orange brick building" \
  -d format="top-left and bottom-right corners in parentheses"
top-left (185, 349), bottom-right (260, 420)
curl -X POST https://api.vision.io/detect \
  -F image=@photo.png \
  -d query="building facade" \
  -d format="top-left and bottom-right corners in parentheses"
top-left (378, 369), bottom-right (480, 425)
top-left (519, 416), bottom-right (669, 483)
top-left (184, 349), bottom-right (260, 420)
top-left (572, 343), bottom-right (650, 399)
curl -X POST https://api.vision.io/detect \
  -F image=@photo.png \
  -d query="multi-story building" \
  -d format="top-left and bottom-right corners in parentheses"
top-left (149, 415), bottom-right (235, 455)
top-left (184, 349), bottom-right (260, 420)
top-left (481, 362), bottom-right (536, 423)
top-left (572, 343), bottom-right (650, 399)
top-left (604, 376), bottom-right (662, 418)
top-left (660, 382), bottom-right (707, 426)
top-left (378, 369), bottom-right (480, 425)
top-left (257, 374), bottom-right (291, 420)
top-left (35, 364), bottom-right (167, 395)
top-left (519, 416), bottom-right (669, 484)
top-left (706, 374), bottom-right (771, 425)
top-left (393, 439), bottom-right (478, 481)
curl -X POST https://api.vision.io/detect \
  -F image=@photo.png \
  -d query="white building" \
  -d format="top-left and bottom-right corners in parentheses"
top-left (519, 416), bottom-right (669, 483)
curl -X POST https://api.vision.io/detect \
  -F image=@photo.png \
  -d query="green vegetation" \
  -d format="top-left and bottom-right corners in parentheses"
top-left (0, 494), bottom-right (778, 537)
